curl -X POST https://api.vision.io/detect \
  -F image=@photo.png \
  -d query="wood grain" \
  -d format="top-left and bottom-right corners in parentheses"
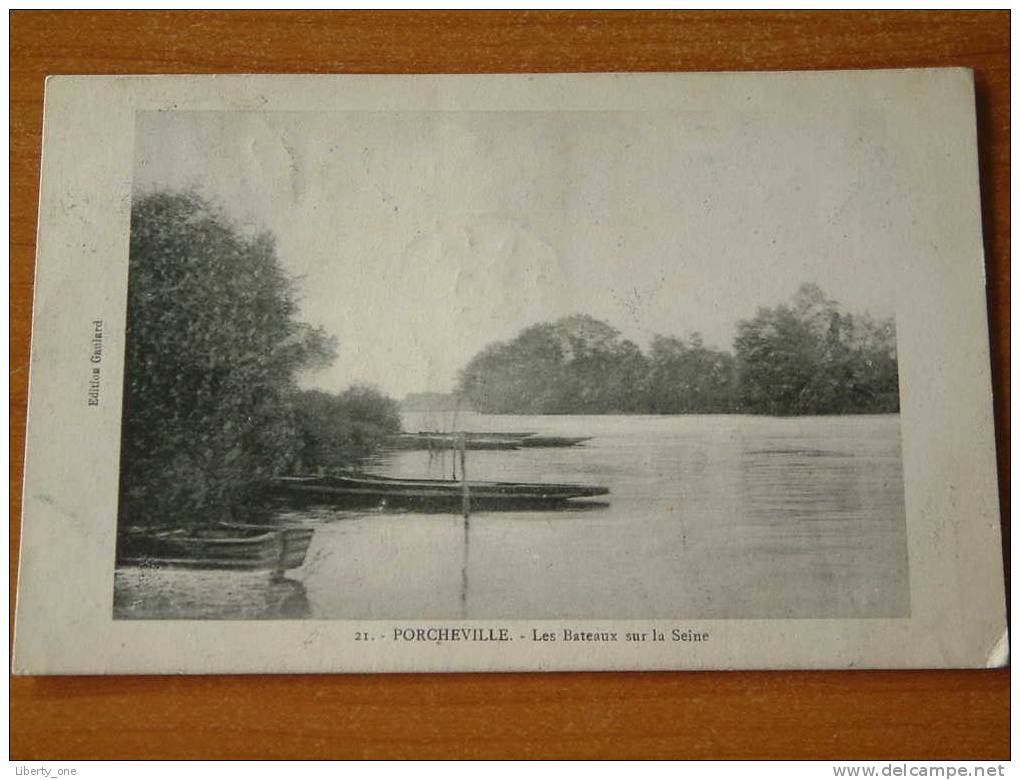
top-left (10, 10), bottom-right (1009, 760)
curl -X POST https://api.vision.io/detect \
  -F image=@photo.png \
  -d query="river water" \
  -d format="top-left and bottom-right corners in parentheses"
top-left (113, 413), bottom-right (909, 620)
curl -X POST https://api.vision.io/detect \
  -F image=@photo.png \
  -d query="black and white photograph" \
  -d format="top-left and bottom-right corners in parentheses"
top-left (113, 106), bottom-right (909, 621)
top-left (12, 72), bottom-right (1004, 674)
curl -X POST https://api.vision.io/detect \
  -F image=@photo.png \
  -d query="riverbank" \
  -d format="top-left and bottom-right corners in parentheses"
top-left (116, 413), bottom-right (908, 620)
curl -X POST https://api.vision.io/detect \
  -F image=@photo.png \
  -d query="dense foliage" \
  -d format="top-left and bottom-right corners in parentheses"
top-left (292, 386), bottom-right (402, 471)
top-left (641, 334), bottom-right (739, 413)
top-left (733, 284), bottom-right (899, 415)
top-left (458, 315), bottom-right (646, 414)
top-left (456, 286), bottom-right (898, 416)
top-left (119, 191), bottom-right (376, 528)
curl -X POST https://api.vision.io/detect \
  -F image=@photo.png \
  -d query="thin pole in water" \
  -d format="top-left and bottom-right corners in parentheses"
top-left (459, 432), bottom-right (470, 617)
top-left (460, 433), bottom-right (470, 520)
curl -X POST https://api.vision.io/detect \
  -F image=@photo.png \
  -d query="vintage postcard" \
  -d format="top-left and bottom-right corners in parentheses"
top-left (13, 71), bottom-right (1006, 673)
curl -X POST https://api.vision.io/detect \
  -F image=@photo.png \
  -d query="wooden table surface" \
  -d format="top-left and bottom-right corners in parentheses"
top-left (10, 11), bottom-right (1010, 760)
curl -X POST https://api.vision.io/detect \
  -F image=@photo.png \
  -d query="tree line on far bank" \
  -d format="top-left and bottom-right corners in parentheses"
top-left (456, 285), bottom-right (899, 416)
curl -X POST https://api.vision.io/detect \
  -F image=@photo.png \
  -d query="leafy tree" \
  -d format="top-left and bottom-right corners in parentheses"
top-left (118, 190), bottom-right (336, 528)
top-left (457, 315), bottom-right (646, 413)
top-left (733, 303), bottom-right (820, 414)
top-left (734, 283), bottom-right (898, 414)
top-left (642, 333), bottom-right (739, 413)
top-left (554, 315), bottom-right (647, 413)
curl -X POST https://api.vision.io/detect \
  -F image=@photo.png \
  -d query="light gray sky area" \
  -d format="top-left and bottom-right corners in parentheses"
top-left (134, 110), bottom-right (900, 397)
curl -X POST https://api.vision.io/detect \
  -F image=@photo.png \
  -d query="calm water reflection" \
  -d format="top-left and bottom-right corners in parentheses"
top-left (114, 413), bottom-right (908, 620)
top-left (114, 570), bottom-right (310, 620)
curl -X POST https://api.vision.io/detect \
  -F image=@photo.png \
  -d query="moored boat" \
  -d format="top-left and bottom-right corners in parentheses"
top-left (386, 433), bottom-right (523, 450)
top-left (385, 432), bottom-right (591, 450)
top-left (271, 473), bottom-right (609, 511)
top-left (517, 435), bottom-right (592, 448)
top-left (419, 431), bottom-right (536, 439)
top-left (117, 523), bottom-right (315, 573)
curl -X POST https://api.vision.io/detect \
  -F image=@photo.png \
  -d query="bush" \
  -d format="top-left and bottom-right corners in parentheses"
top-left (292, 386), bottom-right (403, 472)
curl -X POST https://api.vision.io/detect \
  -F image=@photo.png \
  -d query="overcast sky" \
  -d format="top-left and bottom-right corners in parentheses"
top-left (134, 110), bottom-right (900, 398)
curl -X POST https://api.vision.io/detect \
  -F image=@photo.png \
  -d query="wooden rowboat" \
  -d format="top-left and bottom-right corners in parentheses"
top-left (117, 523), bottom-right (315, 573)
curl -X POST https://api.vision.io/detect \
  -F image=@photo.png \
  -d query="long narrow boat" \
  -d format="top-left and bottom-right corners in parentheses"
top-left (386, 432), bottom-right (591, 450)
top-left (117, 523), bottom-right (315, 573)
top-left (517, 436), bottom-right (592, 448)
top-left (418, 431), bottom-right (536, 439)
top-left (386, 433), bottom-right (523, 451)
top-left (271, 473), bottom-right (609, 511)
